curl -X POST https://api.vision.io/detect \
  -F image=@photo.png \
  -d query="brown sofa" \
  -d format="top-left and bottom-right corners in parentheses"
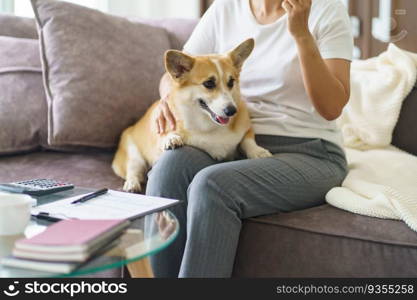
top-left (1, 14), bottom-right (417, 277)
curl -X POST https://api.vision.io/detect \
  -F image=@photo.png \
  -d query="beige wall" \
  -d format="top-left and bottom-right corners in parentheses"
top-left (107, 0), bottom-right (200, 18)
top-left (9, 0), bottom-right (201, 19)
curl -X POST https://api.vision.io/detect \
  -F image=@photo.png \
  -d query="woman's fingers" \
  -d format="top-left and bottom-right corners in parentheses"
top-left (286, 0), bottom-right (298, 8)
top-left (155, 117), bottom-right (160, 134)
top-left (287, 0), bottom-right (311, 9)
top-left (156, 211), bottom-right (176, 240)
top-left (157, 115), bottom-right (165, 134)
top-left (282, 0), bottom-right (293, 12)
top-left (154, 96), bottom-right (176, 134)
top-left (156, 115), bottom-right (159, 134)
top-left (162, 102), bottom-right (176, 130)
top-left (284, 0), bottom-right (311, 38)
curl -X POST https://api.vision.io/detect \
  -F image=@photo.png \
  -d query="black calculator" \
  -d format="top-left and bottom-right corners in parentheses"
top-left (0, 179), bottom-right (74, 196)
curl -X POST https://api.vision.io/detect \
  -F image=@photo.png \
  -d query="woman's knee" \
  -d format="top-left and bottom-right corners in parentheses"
top-left (187, 165), bottom-right (239, 213)
top-left (146, 146), bottom-right (215, 196)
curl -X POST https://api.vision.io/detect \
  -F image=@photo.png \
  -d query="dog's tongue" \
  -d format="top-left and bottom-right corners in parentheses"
top-left (216, 116), bottom-right (230, 124)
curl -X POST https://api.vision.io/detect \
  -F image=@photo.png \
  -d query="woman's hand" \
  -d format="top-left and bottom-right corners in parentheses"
top-left (155, 211), bottom-right (177, 241)
top-left (282, 0), bottom-right (312, 40)
top-left (156, 96), bottom-right (176, 134)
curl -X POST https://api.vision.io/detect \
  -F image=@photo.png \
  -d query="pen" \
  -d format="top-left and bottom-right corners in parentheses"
top-left (34, 212), bottom-right (62, 222)
top-left (71, 188), bottom-right (108, 204)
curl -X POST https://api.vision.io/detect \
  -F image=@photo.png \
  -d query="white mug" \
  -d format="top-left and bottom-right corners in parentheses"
top-left (0, 193), bottom-right (33, 236)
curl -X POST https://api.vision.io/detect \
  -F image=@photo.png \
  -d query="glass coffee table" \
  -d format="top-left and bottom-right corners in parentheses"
top-left (0, 187), bottom-right (179, 278)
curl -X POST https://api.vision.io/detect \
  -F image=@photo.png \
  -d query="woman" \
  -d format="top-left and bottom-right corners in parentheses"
top-left (147, 0), bottom-right (353, 277)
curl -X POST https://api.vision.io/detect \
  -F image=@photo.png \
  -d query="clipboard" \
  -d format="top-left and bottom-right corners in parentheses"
top-left (31, 190), bottom-right (180, 221)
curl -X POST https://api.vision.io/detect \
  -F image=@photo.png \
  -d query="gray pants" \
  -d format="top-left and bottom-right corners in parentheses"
top-left (145, 135), bottom-right (347, 278)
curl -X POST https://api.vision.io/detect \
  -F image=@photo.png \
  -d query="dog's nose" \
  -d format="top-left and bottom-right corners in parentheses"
top-left (224, 105), bottom-right (237, 117)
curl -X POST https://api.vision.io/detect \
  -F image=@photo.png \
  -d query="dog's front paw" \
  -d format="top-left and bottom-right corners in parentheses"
top-left (246, 146), bottom-right (273, 159)
top-left (123, 178), bottom-right (142, 193)
top-left (162, 133), bottom-right (184, 150)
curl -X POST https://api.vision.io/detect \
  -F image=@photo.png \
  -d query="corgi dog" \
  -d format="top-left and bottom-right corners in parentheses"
top-left (112, 38), bottom-right (272, 192)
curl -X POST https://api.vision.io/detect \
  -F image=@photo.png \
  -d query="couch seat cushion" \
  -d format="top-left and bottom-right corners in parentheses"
top-left (0, 151), bottom-right (123, 190)
top-left (234, 205), bottom-right (417, 277)
top-left (254, 204), bottom-right (417, 247)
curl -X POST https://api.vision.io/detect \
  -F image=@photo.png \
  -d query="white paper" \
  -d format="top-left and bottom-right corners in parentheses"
top-left (31, 190), bottom-right (179, 220)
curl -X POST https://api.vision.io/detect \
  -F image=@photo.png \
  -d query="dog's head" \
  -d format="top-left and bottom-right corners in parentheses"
top-left (164, 38), bottom-right (254, 127)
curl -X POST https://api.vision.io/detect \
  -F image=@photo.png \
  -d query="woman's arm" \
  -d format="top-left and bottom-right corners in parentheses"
top-left (283, 0), bottom-right (351, 121)
top-left (296, 36), bottom-right (350, 121)
top-left (156, 73), bottom-right (176, 134)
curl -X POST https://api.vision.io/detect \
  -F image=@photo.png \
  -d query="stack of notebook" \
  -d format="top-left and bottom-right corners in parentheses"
top-left (1, 219), bottom-right (130, 273)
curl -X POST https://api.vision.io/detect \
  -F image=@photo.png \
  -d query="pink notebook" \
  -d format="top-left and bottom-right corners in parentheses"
top-left (15, 219), bottom-right (129, 253)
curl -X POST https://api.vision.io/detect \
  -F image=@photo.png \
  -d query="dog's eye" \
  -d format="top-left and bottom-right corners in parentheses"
top-left (227, 78), bottom-right (235, 89)
top-left (203, 79), bottom-right (216, 90)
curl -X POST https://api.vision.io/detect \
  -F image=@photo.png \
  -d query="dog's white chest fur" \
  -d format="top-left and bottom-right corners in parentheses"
top-left (176, 104), bottom-right (246, 160)
top-left (185, 128), bottom-right (245, 161)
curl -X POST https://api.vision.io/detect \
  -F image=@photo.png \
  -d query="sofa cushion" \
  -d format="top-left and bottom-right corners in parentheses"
top-left (0, 150), bottom-right (123, 190)
top-left (0, 36), bottom-right (47, 155)
top-left (233, 205), bottom-right (417, 277)
top-left (31, 0), bottom-right (171, 149)
top-left (0, 14), bottom-right (37, 39)
top-left (392, 83), bottom-right (417, 156)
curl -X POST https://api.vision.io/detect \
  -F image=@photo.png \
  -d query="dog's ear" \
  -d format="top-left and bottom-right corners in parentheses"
top-left (228, 38), bottom-right (255, 70)
top-left (165, 50), bottom-right (195, 81)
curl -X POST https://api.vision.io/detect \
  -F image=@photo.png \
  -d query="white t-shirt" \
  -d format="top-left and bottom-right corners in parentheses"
top-left (183, 0), bottom-right (354, 147)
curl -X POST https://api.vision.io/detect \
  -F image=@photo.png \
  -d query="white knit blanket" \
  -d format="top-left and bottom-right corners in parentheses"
top-left (326, 44), bottom-right (417, 231)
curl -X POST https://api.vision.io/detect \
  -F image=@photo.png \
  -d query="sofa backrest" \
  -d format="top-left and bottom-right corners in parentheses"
top-left (0, 14), bottom-right (37, 39)
top-left (392, 83), bottom-right (417, 156)
top-left (0, 13), bottom-right (415, 155)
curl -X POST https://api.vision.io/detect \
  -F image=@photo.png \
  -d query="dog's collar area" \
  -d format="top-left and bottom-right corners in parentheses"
top-left (198, 98), bottom-right (230, 125)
